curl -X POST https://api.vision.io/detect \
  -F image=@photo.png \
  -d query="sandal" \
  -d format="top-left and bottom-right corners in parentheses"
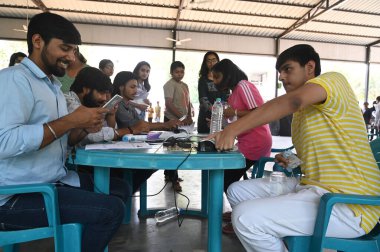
top-left (164, 175), bottom-right (170, 182)
top-left (222, 212), bottom-right (232, 222)
top-left (172, 181), bottom-right (182, 192)
top-left (222, 222), bottom-right (235, 235)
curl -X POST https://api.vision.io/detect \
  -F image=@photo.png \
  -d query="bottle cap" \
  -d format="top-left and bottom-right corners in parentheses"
top-left (216, 98), bottom-right (221, 102)
top-left (122, 134), bottom-right (131, 142)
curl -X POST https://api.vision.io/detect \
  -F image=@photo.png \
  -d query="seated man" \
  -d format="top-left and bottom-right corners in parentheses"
top-left (213, 44), bottom-right (380, 252)
top-left (65, 66), bottom-right (149, 145)
top-left (66, 67), bottom-right (153, 194)
top-left (0, 13), bottom-right (128, 252)
top-left (112, 71), bottom-right (180, 192)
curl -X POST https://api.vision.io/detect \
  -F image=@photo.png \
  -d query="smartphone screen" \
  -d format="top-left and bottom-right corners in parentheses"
top-left (102, 95), bottom-right (123, 110)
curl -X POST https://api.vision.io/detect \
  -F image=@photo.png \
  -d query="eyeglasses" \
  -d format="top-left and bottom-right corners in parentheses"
top-left (207, 58), bottom-right (218, 64)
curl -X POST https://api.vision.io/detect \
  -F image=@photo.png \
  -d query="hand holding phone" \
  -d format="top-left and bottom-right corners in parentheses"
top-left (102, 95), bottom-right (123, 110)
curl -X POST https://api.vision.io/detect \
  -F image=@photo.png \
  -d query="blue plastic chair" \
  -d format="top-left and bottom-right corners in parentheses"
top-left (0, 183), bottom-right (82, 252)
top-left (284, 138), bottom-right (380, 252)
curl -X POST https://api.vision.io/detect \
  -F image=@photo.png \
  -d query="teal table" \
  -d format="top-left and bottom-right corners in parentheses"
top-left (71, 146), bottom-right (245, 252)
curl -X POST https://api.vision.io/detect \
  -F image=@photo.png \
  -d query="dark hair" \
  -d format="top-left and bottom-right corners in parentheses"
top-left (75, 47), bottom-right (87, 64)
top-left (170, 61), bottom-right (185, 73)
top-left (199, 51), bottom-right (219, 78)
top-left (112, 71), bottom-right (138, 96)
top-left (70, 67), bottom-right (112, 94)
top-left (99, 59), bottom-right (113, 70)
top-left (276, 44), bottom-right (321, 76)
top-left (9, 52), bottom-right (27, 66)
top-left (27, 12), bottom-right (81, 54)
top-left (77, 52), bottom-right (87, 64)
top-left (211, 59), bottom-right (248, 91)
top-left (133, 61), bottom-right (151, 92)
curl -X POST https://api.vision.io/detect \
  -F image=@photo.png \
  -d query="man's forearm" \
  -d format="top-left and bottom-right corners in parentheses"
top-left (40, 114), bottom-right (77, 148)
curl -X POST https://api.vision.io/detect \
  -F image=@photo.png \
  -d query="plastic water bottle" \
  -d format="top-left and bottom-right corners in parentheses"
top-left (122, 134), bottom-right (147, 142)
top-left (269, 171), bottom-right (287, 196)
top-left (155, 207), bottom-right (181, 225)
top-left (209, 98), bottom-right (224, 134)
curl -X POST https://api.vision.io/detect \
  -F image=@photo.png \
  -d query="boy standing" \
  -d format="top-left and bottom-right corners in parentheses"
top-left (163, 61), bottom-right (193, 191)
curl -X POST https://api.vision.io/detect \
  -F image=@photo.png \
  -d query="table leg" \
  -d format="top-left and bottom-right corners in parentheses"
top-left (94, 166), bottom-right (110, 194)
top-left (201, 170), bottom-right (209, 217)
top-left (208, 169), bottom-right (223, 252)
top-left (94, 166), bottom-right (110, 252)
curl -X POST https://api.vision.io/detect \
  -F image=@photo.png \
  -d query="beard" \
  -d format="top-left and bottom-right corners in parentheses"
top-left (40, 46), bottom-right (67, 77)
top-left (83, 90), bottom-right (103, 108)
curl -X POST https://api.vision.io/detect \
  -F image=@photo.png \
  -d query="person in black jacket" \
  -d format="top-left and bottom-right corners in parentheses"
top-left (197, 51), bottom-right (229, 133)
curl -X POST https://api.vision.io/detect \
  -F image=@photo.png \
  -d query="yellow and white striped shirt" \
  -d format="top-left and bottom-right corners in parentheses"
top-left (292, 72), bottom-right (380, 233)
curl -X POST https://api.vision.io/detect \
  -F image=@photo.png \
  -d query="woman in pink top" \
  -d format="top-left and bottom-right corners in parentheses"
top-left (212, 59), bottom-right (272, 233)
top-left (212, 59), bottom-right (272, 192)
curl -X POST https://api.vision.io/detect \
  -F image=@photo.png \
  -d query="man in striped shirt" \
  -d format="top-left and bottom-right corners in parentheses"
top-left (213, 44), bottom-right (380, 252)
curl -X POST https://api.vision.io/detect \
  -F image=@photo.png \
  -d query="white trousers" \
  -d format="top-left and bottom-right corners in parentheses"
top-left (227, 177), bottom-right (365, 252)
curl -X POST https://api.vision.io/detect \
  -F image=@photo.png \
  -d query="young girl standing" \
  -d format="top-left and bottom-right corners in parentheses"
top-left (212, 59), bottom-right (272, 233)
top-left (131, 61), bottom-right (151, 120)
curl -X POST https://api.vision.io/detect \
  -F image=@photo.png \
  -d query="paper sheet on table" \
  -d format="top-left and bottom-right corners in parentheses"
top-left (178, 122), bottom-right (195, 134)
top-left (158, 131), bottom-right (188, 140)
top-left (85, 141), bottom-right (152, 150)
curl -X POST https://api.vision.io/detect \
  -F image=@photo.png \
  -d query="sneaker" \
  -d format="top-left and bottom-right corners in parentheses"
top-left (177, 177), bottom-right (184, 182)
top-left (222, 212), bottom-right (231, 222)
top-left (172, 181), bottom-right (182, 192)
top-left (222, 222), bottom-right (235, 235)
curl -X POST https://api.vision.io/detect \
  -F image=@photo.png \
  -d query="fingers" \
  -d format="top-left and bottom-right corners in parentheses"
top-left (212, 127), bottom-right (237, 151)
top-left (274, 153), bottom-right (289, 167)
top-left (72, 106), bottom-right (108, 129)
top-left (214, 133), bottom-right (234, 151)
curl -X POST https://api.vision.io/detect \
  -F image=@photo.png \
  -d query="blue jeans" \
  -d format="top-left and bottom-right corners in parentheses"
top-left (0, 173), bottom-right (130, 252)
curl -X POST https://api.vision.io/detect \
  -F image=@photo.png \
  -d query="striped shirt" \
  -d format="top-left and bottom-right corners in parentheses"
top-left (292, 72), bottom-right (380, 233)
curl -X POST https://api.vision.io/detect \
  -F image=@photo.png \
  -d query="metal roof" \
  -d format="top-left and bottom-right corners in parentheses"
top-left (1, 0), bottom-right (380, 46)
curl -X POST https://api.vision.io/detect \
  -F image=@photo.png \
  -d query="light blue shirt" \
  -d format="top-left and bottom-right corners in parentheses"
top-left (0, 58), bottom-right (69, 205)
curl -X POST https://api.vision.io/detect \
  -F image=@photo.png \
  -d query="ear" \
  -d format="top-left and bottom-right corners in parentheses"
top-left (83, 87), bottom-right (91, 95)
top-left (305, 60), bottom-right (316, 77)
top-left (31, 34), bottom-right (44, 51)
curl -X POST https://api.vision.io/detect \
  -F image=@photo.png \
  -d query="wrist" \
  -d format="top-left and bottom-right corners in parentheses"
top-left (128, 126), bottom-right (134, 134)
top-left (114, 129), bottom-right (120, 140)
top-left (45, 123), bottom-right (58, 139)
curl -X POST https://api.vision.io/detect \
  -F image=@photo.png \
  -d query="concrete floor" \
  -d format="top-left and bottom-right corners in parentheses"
top-left (8, 170), bottom-right (246, 252)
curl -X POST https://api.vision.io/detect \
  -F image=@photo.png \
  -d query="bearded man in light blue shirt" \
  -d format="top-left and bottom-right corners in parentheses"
top-left (0, 12), bottom-right (128, 252)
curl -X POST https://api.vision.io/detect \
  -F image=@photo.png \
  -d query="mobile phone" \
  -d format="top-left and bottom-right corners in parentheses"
top-left (102, 95), bottom-right (123, 110)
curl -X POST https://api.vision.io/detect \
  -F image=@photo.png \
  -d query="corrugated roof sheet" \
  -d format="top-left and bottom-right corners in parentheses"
top-left (0, 0), bottom-right (379, 46)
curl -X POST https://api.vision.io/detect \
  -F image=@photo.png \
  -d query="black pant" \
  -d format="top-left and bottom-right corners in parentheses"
top-left (164, 116), bottom-right (179, 182)
top-left (224, 159), bottom-right (255, 193)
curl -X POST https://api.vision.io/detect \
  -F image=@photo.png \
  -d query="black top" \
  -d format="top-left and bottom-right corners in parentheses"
top-left (197, 76), bottom-right (229, 133)
top-left (363, 107), bottom-right (375, 125)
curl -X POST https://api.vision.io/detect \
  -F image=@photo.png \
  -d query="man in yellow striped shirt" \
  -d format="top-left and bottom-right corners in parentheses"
top-left (213, 44), bottom-right (380, 252)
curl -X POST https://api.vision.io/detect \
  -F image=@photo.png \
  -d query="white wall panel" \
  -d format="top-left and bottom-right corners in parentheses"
top-left (279, 40), bottom-right (366, 62)
top-left (370, 47), bottom-right (380, 64)
top-left (75, 23), bottom-right (171, 48)
top-left (175, 31), bottom-right (275, 55)
top-left (0, 19), bottom-right (28, 40)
